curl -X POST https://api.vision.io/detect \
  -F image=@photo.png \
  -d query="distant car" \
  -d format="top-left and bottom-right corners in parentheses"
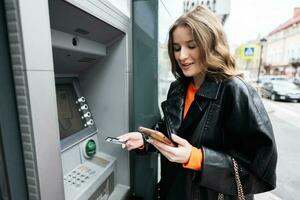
top-left (293, 77), bottom-right (300, 86)
top-left (261, 80), bottom-right (300, 102)
top-left (258, 75), bottom-right (288, 85)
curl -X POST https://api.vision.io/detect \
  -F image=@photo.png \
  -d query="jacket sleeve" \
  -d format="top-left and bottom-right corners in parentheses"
top-left (196, 80), bottom-right (277, 195)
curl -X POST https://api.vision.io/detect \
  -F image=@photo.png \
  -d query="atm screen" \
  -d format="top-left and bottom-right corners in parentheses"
top-left (56, 84), bottom-right (85, 140)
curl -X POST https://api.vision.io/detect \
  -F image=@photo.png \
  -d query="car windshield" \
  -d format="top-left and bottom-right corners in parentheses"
top-left (273, 81), bottom-right (300, 90)
top-left (270, 77), bottom-right (288, 81)
top-left (259, 75), bottom-right (288, 82)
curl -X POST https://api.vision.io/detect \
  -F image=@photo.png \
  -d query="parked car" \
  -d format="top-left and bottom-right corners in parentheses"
top-left (293, 77), bottom-right (300, 86)
top-left (258, 75), bottom-right (288, 85)
top-left (261, 80), bottom-right (300, 102)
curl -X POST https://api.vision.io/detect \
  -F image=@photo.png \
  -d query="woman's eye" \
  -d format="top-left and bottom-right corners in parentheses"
top-left (188, 44), bottom-right (196, 49)
top-left (173, 46), bottom-right (181, 51)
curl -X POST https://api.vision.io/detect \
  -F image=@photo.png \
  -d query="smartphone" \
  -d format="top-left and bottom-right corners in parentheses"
top-left (139, 127), bottom-right (175, 147)
top-left (105, 137), bottom-right (124, 145)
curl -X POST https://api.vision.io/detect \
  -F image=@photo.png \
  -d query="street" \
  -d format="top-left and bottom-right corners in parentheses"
top-left (255, 99), bottom-right (300, 200)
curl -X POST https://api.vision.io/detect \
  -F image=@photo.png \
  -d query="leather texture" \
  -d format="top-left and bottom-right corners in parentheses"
top-left (152, 76), bottom-right (277, 200)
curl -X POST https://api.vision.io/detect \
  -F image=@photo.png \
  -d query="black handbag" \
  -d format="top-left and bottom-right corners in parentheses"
top-left (217, 158), bottom-right (245, 200)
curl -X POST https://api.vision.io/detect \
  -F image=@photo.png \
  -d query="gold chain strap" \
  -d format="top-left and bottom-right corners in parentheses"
top-left (217, 158), bottom-right (245, 200)
top-left (217, 193), bottom-right (224, 200)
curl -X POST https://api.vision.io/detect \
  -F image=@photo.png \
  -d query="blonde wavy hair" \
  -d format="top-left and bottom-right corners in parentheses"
top-left (168, 5), bottom-right (237, 80)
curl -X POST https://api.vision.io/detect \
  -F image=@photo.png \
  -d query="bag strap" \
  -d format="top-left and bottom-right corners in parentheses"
top-left (217, 158), bottom-right (245, 200)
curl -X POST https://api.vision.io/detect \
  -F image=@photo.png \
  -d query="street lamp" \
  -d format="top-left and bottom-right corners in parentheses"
top-left (257, 38), bottom-right (267, 83)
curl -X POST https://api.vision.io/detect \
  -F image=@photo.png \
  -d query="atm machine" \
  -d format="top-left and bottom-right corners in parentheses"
top-left (1, 0), bottom-right (159, 200)
top-left (49, 0), bottom-right (131, 198)
top-left (49, 0), bottom-right (159, 199)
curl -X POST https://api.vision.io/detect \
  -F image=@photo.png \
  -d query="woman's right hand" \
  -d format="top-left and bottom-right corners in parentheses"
top-left (118, 132), bottom-right (144, 150)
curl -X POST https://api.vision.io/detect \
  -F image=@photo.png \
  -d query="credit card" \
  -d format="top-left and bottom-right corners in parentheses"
top-left (105, 137), bottom-right (124, 145)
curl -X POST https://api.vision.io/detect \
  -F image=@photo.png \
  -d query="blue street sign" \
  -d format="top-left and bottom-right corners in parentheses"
top-left (244, 47), bottom-right (255, 56)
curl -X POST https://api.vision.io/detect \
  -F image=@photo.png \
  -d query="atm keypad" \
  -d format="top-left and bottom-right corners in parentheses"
top-left (64, 165), bottom-right (96, 188)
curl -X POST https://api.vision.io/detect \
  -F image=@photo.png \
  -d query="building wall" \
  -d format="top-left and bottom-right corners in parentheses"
top-left (266, 24), bottom-right (300, 66)
top-left (183, 0), bottom-right (231, 23)
top-left (263, 14), bottom-right (300, 77)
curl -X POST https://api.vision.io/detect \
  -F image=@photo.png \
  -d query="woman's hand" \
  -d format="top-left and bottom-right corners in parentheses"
top-left (118, 132), bottom-right (144, 150)
top-left (149, 134), bottom-right (192, 164)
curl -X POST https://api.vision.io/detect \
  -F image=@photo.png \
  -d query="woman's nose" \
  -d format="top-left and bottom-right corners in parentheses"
top-left (179, 47), bottom-right (188, 61)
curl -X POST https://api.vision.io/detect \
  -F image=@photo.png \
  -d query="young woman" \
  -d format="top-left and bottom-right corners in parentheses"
top-left (118, 5), bottom-right (277, 200)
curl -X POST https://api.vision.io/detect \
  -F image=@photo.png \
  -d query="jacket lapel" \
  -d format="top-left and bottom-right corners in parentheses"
top-left (161, 81), bottom-right (186, 135)
top-left (178, 97), bottom-right (208, 139)
top-left (162, 78), bottom-right (222, 139)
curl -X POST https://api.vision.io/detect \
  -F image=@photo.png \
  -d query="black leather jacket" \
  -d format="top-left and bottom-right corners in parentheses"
top-left (150, 76), bottom-right (277, 200)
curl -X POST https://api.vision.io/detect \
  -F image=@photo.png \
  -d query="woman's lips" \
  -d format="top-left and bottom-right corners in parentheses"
top-left (181, 63), bottom-right (193, 69)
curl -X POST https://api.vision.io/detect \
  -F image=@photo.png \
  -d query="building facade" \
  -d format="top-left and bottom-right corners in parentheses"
top-left (263, 7), bottom-right (300, 77)
top-left (183, 0), bottom-right (231, 23)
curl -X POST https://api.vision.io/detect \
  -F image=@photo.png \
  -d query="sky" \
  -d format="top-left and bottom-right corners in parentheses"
top-left (159, 0), bottom-right (300, 49)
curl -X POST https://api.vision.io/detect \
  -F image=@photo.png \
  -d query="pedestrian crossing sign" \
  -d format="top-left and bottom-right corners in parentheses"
top-left (240, 45), bottom-right (258, 60)
top-left (244, 47), bottom-right (254, 56)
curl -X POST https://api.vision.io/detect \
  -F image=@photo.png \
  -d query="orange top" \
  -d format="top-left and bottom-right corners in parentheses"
top-left (182, 82), bottom-right (203, 171)
top-left (183, 147), bottom-right (203, 170)
top-left (183, 82), bottom-right (199, 119)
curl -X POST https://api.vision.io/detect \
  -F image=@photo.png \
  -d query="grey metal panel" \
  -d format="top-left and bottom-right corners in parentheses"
top-left (0, 0), bottom-right (27, 198)
top-left (80, 36), bottom-right (131, 187)
top-left (49, 0), bottom-right (125, 45)
top-left (61, 144), bottom-right (81, 175)
top-left (4, 0), bottom-right (65, 199)
top-left (26, 70), bottom-right (65, 200)
top-left (51, 29), bottom-right (106, 74)
top-left (17, 0), bottom-right (54, 71)
top-left (87, 0), bottom-right (129, 28)
top-left (66, 0), bottom-right (131, 34)
top-left (3, 0), bottom-right (41, 199)
top-left (51, 29), bottom-right (106, 57)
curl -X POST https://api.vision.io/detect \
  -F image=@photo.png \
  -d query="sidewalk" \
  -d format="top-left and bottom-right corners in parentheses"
top-left (255, 192), bottom-right (282, 200)
top-left (262, 99), bottom-right (275, 114)
top-left (255, 100), bottom-right (279, 200)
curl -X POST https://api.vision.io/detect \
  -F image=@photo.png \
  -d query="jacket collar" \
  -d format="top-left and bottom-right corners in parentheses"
top-left (196, 77), bottom-right (222, 100)
top-left (161, 77), bottom-right (222, 136)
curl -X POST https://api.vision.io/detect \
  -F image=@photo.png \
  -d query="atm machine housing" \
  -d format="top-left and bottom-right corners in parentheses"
top-left (2, 0), bottom-right (159, 199)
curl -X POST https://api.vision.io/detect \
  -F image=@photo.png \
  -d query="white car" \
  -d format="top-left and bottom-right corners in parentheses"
top-left (261, 80), bottom-right (300, 102)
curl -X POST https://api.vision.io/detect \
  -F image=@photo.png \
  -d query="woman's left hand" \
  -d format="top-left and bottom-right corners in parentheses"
top-left (149, 134), bottom-right (192, 164)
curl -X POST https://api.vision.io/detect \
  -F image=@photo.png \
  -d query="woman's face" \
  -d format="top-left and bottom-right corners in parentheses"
top-left (172, 26), bottom-right (204, 80)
